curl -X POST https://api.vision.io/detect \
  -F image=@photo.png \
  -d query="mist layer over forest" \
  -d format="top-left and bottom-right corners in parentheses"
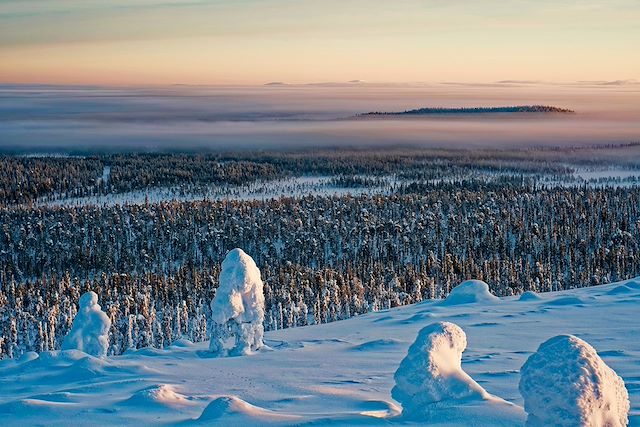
top-left (1, 81), bottom-right (638, 153)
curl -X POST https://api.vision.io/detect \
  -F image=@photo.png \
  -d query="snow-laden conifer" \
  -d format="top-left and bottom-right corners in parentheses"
top-left (209, 249), bottom-right (265, 356)
top-left (62, 291), bottom-right (111, 357)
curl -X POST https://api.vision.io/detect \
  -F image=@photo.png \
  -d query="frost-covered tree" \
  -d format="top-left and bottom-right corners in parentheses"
top-left (62, 291), bottom-right (111, 357)
top-left (392, 321), bottom-right (519, 422)
top-left (209, 249), bottom-right (265, 356)
top-left (519, 335), bottom-right (630, 427)
top-left (392, 321), bottom-right (492, 415)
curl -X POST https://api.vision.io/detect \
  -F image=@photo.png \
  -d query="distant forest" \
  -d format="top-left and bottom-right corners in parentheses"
top-left (2, 144), bottom-right (640, 205)
top-left (359, 105), bottom-right (575, 116)
top-left (1, 147), bottom-right (640, 358)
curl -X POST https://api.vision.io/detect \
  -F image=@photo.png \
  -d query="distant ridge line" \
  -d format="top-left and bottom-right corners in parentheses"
top-left (358, 105), bottom-right (575, 116)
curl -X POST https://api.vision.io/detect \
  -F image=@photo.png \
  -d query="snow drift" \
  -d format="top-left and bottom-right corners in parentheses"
top-left (120, 384), bottom-right (195, 410)
top-left (392, 321), bottom-right (502, 418)
top-left (519, 334), bottom-right (630, 427)
top-left (441, 279), bottom-right (499, 305)
top-left (61, 291), bottom-right (111, 358)
top-left (519, 290), bottom-right (542, 301)
top-left (198, 395), bottom-right (300, 423)
top-left (209, 248), bottom-right (265, 356)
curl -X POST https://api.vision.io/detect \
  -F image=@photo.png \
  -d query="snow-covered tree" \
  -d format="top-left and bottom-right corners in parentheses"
top-left (62, 291), bottom-right (111, 357)
top-left (392, 322), bottom-right (494, 418)
top-left (519, 334), bottom-right (629, 427)
top-left (209, 249), bottom-right (265, 356)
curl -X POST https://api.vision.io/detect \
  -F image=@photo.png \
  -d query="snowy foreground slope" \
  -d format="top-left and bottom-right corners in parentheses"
top-left (1, 279), bottom-right (639, 426)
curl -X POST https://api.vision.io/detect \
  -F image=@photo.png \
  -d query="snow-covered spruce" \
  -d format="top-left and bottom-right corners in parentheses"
top-left (392, 321), bottom-right (499, 417)
top-left (519, 334), bottom-right (630, 427)
top-left (441, 279), bottom-right (499, 305)
top-left (61, 291), bottom-right (111, 357)
top-left (209, 248), bottom-right (266, 356)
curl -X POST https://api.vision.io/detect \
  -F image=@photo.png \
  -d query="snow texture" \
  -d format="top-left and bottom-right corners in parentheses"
top-left (0, 278), bottom-right (639, 426)
top-left (441, 279), bottom-right (499, 305)
top-left (209, 248), bottom-right (265, 356)
top-left (392, 322), bottom-right (493, 416)
top-left (519, 334), bottom-right (630, 427)
top-left (61, 291), bottom-right (111, 358)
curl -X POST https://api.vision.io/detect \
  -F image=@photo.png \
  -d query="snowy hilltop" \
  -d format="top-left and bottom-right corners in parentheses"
top-left (0, 277), bottom-right (638, 426)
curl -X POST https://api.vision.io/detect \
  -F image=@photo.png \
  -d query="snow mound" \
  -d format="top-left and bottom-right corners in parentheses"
top-left (121, 385), bottom-right (194, 409)
top-left (170, 338), bottom-right (196, 348)
top-left (209, 248), bottom-right (265, 356)
top-left (17, 351), bottom-right (39, 363)
top-left (543, 296), bottom-right (586, 306)
top-left (441, 280), bottom-right (499, 305)
top-left (39, 349), bottom-right (109, 370)
top-left (519, 291), bottom-right (542, 301)
top-left (198, 396), bottom-right (256, 420)
top-left (198, 395), bottom-right (299, 423)
top-left (350, 338), bottom-right (404, 352)
top-left (519, 334), bottom-right (630, 427)
top-left (61, 292), bottom-right (111, 358)
top-left (607, 285), bottom-right (634, 295)
top-left (392, 322), bottom-right (494, 416)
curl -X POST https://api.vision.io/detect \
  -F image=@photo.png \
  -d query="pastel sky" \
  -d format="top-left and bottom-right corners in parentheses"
top-left (0, 0), bottom-right (638, 85)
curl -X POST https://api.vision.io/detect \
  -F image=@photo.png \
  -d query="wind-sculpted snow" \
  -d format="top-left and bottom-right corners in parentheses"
top-left (198, 395), bottom-right (302, 424)
top-left (61, 291), bottom-right (111, 357)
top-left (392, 322), bottom-right (488, 407)
top-left (209, 249), bottom-right (266, 356)
top-left (0, 278), bottom-right (638, 426)
top-left (440, 280), bottom-right (499, 306)
top-left (392, 321), bottom-right (522, 423)
top-left (518, 291), bottom-right (542, 301)
top-left (519, 334), bottom-right (630, 427)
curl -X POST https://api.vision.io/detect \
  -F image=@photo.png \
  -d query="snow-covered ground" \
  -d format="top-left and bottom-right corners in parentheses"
top-left (0, 278), bottom-right (638, 426)
top-left (569, 167), bottom-right (640, 187)
top-left (574, 168), bottom-right (640, 181)
top-left (40, 176), bottom-right (394, 207)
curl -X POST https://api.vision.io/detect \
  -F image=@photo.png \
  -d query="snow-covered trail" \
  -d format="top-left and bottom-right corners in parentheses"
top-left (0, 279), bottom-right (639, 426)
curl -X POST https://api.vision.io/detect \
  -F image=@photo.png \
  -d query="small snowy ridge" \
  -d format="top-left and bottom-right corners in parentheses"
top-left (518, 291), bottom-right (542, 301)
top-left (198, 395), bottom-right (302, 423)
top-left (119, 384), bottom-right (199, 409)
top-left (0, 278), bottom-right (638, 426)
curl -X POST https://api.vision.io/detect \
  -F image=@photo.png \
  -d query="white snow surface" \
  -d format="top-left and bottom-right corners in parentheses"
top-left (1, 278), bottom-right (639, 426)
top-left (40, 176), bottom-right (394, 207)
top-left (209, 249), bottom-right (265, 356)
top-left (520, 334), bottom-right (630, 427)
top-left (61, 291), bottom-right (111, 358)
